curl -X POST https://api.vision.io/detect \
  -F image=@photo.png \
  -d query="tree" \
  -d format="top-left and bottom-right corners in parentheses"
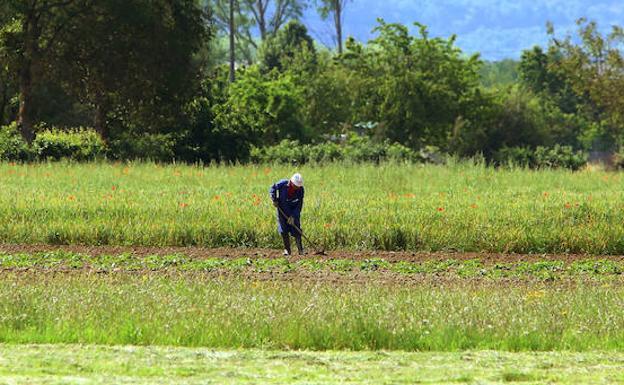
top-left (518, 46), bottom-right (579, 114)
top-left (479, 59), bottom-right (519, 88)
top-left (315, 0), bottom-right (350, 54)
top-left (0, 42), bottom-right (16, 125)
top-left (0, 0), bottom-right (91, 142)
top-left (209, 0), bottom-right (255, 64)
top-left (213, 66), bottom-right (307, 159)
top-left (52, 0), bottom-right (210, 141)
top-left (208, 0), bottom-right (305, 63)
top-left (276, 48), bottom-right (352, 136)
top-left (241, 0), bottom-right (305, 42)
top-left (229, 0), bottom-right (236, 82)
top-left (258, 20), bottom-right (316, 72)
top-left (544, 19), bottom-right (624, 149)
top-left (339, 20), bottom-right (484, 150)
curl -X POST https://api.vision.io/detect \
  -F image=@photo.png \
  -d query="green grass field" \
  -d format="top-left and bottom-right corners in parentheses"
top-left (2, 344), bottom-right (624, 384)
top-left (0, 270), bottom-right (622, 351)
top-left (0, 161), bottom-right (623, 253)
top-left (3, 161), bottom-right (624, 383)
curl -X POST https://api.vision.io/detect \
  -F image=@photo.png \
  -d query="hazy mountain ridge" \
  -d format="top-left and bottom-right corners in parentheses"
top-left (302, 0), bottom-right (624, 59)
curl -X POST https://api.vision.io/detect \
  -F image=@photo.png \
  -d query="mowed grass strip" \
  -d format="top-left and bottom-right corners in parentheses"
top-left (1, 273), bottom-right (624, 351)
top-left (1, 251), bottom-right (624, 280)
top-left (1, 162), bottom-right (624, 254)
top-left (2, 345), bottom-right (624, 385)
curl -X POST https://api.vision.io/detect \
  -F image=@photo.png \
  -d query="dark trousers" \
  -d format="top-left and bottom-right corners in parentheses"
top-left (281, 232), bottom-right (303, 254)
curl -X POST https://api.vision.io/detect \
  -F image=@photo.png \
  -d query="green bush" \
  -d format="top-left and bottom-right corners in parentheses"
top-left (306, 141), bottom-right (342, 163)
top-left (494, 145), bottom-right (587, 170)
top-left (250, 139), bottom-right (306, 164)
top-left (0, 123), bottom-right (33, 161)
top-left (493, 146), bottom-right (534, 167)
top-left (534, 145), bottom-right (587, 170)
top-left (250, 136), bottom-right (438, 165)
top-left (108, 132), bottom-right (176, 162)
top-left (33, 127), bottom-right (106, 161)
top-left (612, 148), bottom-right (624, 169)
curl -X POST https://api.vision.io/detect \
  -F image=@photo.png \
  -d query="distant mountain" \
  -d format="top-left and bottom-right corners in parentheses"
top-left (302, 0), bottom-right (624, 60)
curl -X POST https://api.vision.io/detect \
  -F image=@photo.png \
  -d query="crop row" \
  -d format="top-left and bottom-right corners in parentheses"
top-left (1, 251), bottom-right (624, 280)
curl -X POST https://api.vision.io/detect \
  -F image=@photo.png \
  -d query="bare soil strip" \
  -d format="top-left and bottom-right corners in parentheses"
top-left (0, 243), bottom-right (621, 263)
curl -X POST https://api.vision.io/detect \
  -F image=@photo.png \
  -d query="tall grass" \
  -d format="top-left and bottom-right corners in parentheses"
top-left (0, 273), bottom-right (622, 351)
top-left (1, 161), bottom-right (624, 253)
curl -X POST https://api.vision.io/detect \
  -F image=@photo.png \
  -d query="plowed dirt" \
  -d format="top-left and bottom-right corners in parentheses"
top-left (0, 244), bottom-right (620, 264)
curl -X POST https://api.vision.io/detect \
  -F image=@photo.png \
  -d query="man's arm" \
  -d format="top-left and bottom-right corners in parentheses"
top-left (269, 181), bottom-right (282, 207)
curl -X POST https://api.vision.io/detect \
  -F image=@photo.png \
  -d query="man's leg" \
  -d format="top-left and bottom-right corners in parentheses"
top-left (295, 235), bottom-right (304, 255)
top-left (281, 232), bottom-right (291, 256)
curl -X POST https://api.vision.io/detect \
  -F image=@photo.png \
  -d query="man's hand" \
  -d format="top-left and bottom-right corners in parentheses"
top-left (287, 216), bottom-right (295, 226)
top-left (272, 200), bottom-right (279, 208)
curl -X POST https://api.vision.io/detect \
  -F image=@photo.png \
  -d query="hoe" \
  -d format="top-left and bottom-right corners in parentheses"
top-left (277, 206), bottom-right (326, 256)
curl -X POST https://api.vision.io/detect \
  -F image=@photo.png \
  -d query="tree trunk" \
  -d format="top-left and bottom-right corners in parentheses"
top-left (17, 64), bottom-right (35, 143)
top-left (0, 82), bottom-right (7, 126)
top-left (17, 8), bottom-right (39, 143)
top-left (335, 0), bottom-right (343, 54)
top-left (229, 0), bottom-right (236, 82)
top-left (94, 96), bottom-right (108, 142)
top-left (257, 0), bottom-right (267, 40)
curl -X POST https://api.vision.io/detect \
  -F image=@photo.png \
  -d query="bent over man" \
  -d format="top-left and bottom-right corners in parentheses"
top-left (269, 173), bottom-right (305, 256)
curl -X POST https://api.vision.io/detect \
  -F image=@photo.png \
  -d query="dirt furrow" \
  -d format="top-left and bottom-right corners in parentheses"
top-left (0, 243), bottom-right (621, 263)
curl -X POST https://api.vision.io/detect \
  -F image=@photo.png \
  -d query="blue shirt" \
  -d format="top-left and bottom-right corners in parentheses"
top-left (269, 179), bottom-right (304, 218)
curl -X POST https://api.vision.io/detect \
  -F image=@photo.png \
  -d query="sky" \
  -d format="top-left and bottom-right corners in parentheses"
top-left (301, 0), bottom-right (624, 60)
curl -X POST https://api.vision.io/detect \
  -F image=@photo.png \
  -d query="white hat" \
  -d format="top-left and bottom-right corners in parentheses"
top-left (290, 173), bottom-right (303, 187)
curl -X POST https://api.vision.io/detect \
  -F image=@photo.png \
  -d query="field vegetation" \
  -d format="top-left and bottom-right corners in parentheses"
top-left (2, 250), bottom-right (624, 280)
top-left (2, 345), bottom-right (624, 384)
top-left (0, 161), bottom-right (622, 380)
top-left (3, 2), bottom-right (624, 383)
top-left (0, 271), bottom-right (622, 351)
top-left (0, 345), bottom-right (624, 385)
top-left (1, 162), bottom-right (624, 254)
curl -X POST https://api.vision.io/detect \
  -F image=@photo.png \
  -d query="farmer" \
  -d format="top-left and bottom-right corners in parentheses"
top-left (269, 173), bottom-right (305, 256)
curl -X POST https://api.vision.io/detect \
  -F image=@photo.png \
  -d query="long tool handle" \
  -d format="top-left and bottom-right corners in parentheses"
top-left (276, 206), bottom-right (318, 249)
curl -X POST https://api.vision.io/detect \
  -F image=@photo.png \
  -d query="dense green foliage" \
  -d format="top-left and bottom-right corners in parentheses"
top-left (494, 145), bottom-right (588, 170)
top-left (0, 162), bottom-right (624, 253)
top-left (33, 128), bottom-right (106, 161)
top-left (250, 137), bottom-right (440, 164)
top-left (479, 59), bottom-right (519, 87)
top-left (2, 3), bottom-right (622, 165)
top-left (0, 123), bottom-right (30, 161)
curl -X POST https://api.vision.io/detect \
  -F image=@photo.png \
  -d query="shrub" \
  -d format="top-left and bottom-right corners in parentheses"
top-left (493, 146), bottom-right (534, 167)
top-left (612, 148), bottom-right (624, 169)
top-left (0, 123), bottom-right (33, 161)
top-left (494, 145), bottom-right (587, 170)
top-left (342, 135), bottom-right (387, 163)
top-left (250, 136), bottom-right (435, 165)
top-left (534, 145), bottom-right (587, 170)
top-left (108, 132), bottom-right (176, 162)
top-left (33, 127), bottom-right (106, 161)
top-left (307, 142), bottom-right (342, 163)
